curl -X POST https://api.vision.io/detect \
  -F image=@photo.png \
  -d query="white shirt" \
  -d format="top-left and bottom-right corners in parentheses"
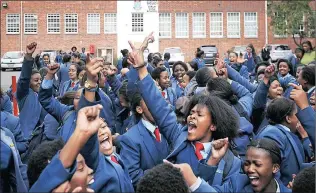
top-left (192, 142), bottom-right (212, 160)
top-left (308, 86), bottom-right (315, 95)
top-left (162, 89), bottom-right (168, 99)
top-left (275, 179), bottom-right (280, 193)
top-left (141, 118), bottom-right (160, 140)
top-left (278, 124), bottom-right (291, 133)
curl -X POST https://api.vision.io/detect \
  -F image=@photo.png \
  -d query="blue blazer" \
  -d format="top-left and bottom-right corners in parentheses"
top-left (165, 87), bottom-right (177, 109)
top-left (136, 74), bottom-right (242, 186)
top-left (57, 62), bottom-right (71, 94)
top-left (43, 113), bottom-right (59, 141)
top-left (164, 60), bottom-right (171, 75)
top-left (1, 127), bottom-right (29, 192)
top-left (195, 175), bottom-right (291, 193)
top-left (192, 58), bottom-right (206, 69)
top-left (244, 54), bottom-right (257, 73)
top-left (230, 63), bottom-right (249, 80)
top-left (1, 94), bottom-right (13, 114)
top-left (16, 58), bottom-right (47, 139)
top-left (120, 120), bottom-right (170, 187)
top-left (170, 77), bottom-right (185, 98)
top-left (90, 153), bottom-right (134, 192)
top-left (59, 80), bottom-right (80, 97)
top-left (256, 121), bottom-right (314, 185)
top-left (98, 89), bottom-right (117, 134)
top-left (1, 111), bottom-right (28, 154)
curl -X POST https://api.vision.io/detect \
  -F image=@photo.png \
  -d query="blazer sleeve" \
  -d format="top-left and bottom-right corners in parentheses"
top-left (296, 106), bottom-right (315, 150)
top-left (226, 64), bottom-right (257, 93)
top-left (16, 58), bottom-right (34, 103)
top-left (1, 95), bottom-right (13, 114)
top-left (240, 66), bottom-right (249, 80)
top-left (107, 75), bottom-right (122, 97)
top-left (231, 81), bottom-right (253, 117)
top-left (253, 81), bottom-right (269, 110)
top-left (137, 74), bottom-right (183, 146)
top-left (29, 152), bottom-right (77, 192)
top-left (193, 178), bottom-right (235, 193)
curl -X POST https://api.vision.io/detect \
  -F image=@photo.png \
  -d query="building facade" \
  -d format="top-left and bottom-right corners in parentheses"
top-left (1, 1), bottom-right (315, 62)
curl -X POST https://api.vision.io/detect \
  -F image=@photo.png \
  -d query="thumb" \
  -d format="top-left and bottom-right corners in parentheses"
top-left (72, 187), bottom-right (83, 193)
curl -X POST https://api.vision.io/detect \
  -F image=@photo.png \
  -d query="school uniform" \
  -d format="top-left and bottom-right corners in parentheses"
top-left (98, 88), bottom-right (117, 134)
top-left (1, 111), bottom-right (28, 154)
top-left (307, 86), bottom-right (315, 101)
top-left (43, 113), bottom-right (59, 141)
top-left (184, 76), bottom-right (198, 96)
top-left (170, 76), bottom-right (185, 98)
top-left (256, 118), bottom-right (315, 185)
top-left (120, 119), bottom-right (170, 187)
top-left (1, 94), bottom-right (13, 114)
top-left (230, 63), bottom-right (249, 80)
top-left (161, 87), bottom-right (177, 110)
top-left (193, 174), bottom-right (291, 192)
top-left (136, 74), bottom-right (242, 186)
top-left (164, 60), bottom-right (171, 75)
top-left (1, 127), bottom-right (29, 192)
top-left (244, 53), bottom-right (257, 73)
top-left (16, 58), bottom-right (47, 139)
top-left (90, 152), bottom-right (134, 192)
top-left (59, 79), bottom-right (80, 97)
top-left (57, 62), bottom-right (71, 94)
top-left (192, 58), bottom-right (206, 69)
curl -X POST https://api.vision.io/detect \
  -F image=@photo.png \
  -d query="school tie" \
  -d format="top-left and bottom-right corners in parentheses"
top-left (161, 91), bottom-right (166, 98)
top-left (111, 155), bottom-right (119, 165)
top-left (154, 128), bottom-right (161, 142)
top-left (194, 142), bottom-right (204, 161)
top-left (71, 82), bottom-right (75, 88)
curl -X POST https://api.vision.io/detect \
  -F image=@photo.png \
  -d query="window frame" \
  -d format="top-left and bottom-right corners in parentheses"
top-left (244, 12), bottom-right (258, 38)
top-left (159, 13), bottom-right (172, 38)
top-left (64, 13), bottom-right (78, 34)
top-left (192, 12), bottom-right (206, 38)
top-left (210, 12), bottom-right (223, 38)
top-left (87, 13), bottom-right (100, 34)
top-left (104, 13), bottom-right (117, 34)
top-left (6, 14), bottom-right (20, 34)
top-left (131, 12), bottom-right (144, 33)
top-left (24, 13), bottom-right (38, 34)
top-left (227, 12), bottom-right (240, 38)
top-left (47, 13), bottom-right (60, 34)
top-left (175, 12), bottom-right (189, 38)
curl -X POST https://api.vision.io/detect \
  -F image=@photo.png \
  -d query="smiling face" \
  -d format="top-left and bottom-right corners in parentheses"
top-left (174, 65), bottom-right (186, 80)
top-left (229, 53), bottom-right (238, 63)
top-left (43, 55), bottom-right (50, 65)
top-left (98, 121), bottom-right (114, 156)
top-left (69, 154), bottom-right (94, 192)
top-left (68, 65), bottom-right (78, 81)
top-left (244, 147), bottom-right (279, 193)
top-left (30, 73), bottom-right (41, 93)
top-left (158, 71), bottom-right (170, 90)
top-left (182, 74), bottom-right (191, 88)
top-left (268, 80), bottom-right (283, 99)
top-left (186, 104), bottom-right (214, 143)
top-left (278, 62), bottom-right (290, 76)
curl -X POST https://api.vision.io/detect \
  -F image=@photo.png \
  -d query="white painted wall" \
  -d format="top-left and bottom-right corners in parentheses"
top-left (117, 0), bottom-right (159, 60)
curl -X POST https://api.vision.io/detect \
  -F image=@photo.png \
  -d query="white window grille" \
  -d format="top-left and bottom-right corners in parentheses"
top-left (104, 13), bottom-right (117, 34)
top-left (192, 12), bottom-right (206, 38)
top-left (175, 12), bottom-right (188, 38)
top-left (132, 13), bottom-right (144, 32)
top-left (6, 14), bottom-right (20, 34)
top-left (87, 13), bottom-right (100, 34)
top-left (24, 14), bottom-right (38, 34)
top-left (47, 14), bottom-right (60, 34)
top-left (244, 12), bottom-right (258, 38)
top-left (159, 13), bottom-right (171, 38)
top-left (210, 12), bottom-right (223, 38)
top-left (65, 13), bottom-right (78, 34)
top-left (227, 12), bottom-right (240, 38)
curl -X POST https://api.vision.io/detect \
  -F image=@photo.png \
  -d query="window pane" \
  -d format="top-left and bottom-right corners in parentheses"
top-left (6, 14), bottom-right (20, 34)
top-left (193, 13), bottom-right (205, 38)
top-left (24, 14), bottom-right (37, 34)
top-left (104, 13), bottom-right (117, 33)
top-left (65, 14), bottom-right (78, 33)
top-left (227, 12), bottom-right (240, 38)
top-left (210, 12), bottom-right (223, 37)
top-left (159, 13), bottom-right (171, 37)
top-left (47, 14), bottom-right (60, 33)
top-left (244, 12), bottom-right (257, 37)
top-left (175, 13), bottom-right (188, 38)
top-left (87, 13), bottom-right (100, 34)
top-left (132, 13), bottom-right (143, 32)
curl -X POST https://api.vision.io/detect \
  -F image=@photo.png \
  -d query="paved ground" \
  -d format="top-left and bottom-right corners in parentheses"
top-left (1, 69), bottom-right (21, 92)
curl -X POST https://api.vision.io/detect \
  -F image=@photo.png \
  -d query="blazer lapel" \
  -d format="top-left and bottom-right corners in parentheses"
top-left (167, 139), bottom-right (188, 163)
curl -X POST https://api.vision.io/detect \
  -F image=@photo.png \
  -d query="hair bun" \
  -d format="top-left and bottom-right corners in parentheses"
top-left (228, 95), bottom-right (238, 104)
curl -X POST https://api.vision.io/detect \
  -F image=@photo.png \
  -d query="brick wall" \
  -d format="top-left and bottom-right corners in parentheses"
top-left (1, 1), bottom-right (117, 56)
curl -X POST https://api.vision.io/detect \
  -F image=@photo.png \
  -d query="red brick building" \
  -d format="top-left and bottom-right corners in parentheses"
top-left (1, 1), bottom-right (315, 62)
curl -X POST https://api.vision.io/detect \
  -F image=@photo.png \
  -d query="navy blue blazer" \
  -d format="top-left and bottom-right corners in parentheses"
top-left (195, 175), bottom-right (291, 192)
top-left (120, 120), bottom-right (170, 187)
top-left (59, 80), bottom-right (80, 97)
top-left (136, 74), bottom-right (242, 186)
top-left (1, 111), bottom-right (28, 154)
top-left (226, 64), bottom-right (257, 93)
top-left (1, 94), bottom-right (13, 114)
top-left (244, 54), bottom-right (257, 73)
top-left (165, 87), bottom-right (177, 109)
top-left (90, 153), bottom-right (134, 192)
top-left (57, 62), bottom-right (71, 94)
top-left (170, 76), bottom-right (184, 98)
top-left (16, 58), bottom-right (47, 139)
top-left (1, 127), bottom-right (29, 192)
top-left (230, 63), bottom-right (249, 80)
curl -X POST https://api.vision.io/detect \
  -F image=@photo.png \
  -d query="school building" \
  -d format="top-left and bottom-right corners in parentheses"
top-left (1, 1), bottom-right (315, 63)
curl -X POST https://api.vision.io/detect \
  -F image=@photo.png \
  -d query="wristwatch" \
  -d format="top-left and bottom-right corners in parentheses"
top-left (84, 80), bottom-right (98, 92)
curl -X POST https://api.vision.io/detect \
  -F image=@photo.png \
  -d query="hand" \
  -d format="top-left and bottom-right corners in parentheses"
top-left (85, 53), bottom-right (104, 82)
top-left (264, 65), bottom-right (275, 79)
top-left (289, 83), bottom-right (309, 110)
top-left (127, 32), bottom-right (154, 68)
top-left (237, 56), bottom-right (246, 64)
top-left (296, 122), bottom-right (308, 139)
top-left (207, 138), bottom-right (229, 166)
top-left (26, 42), bottom-right (37, 56)
top-left (75, 105), bottom-right (104, 137)
top-left (52, 181), bottom-right (71, 193)
top-left (103, 65), bottom-right (116, 76)
top-left (215, 58), bottom-right (225, 72)
top-left (47, 63), bottom-right (60, 75)
top-left (72, 187), bottom-right (94, 193)
top-left (218, 68), bottom-right (228, 80)
top-left (163, 160), bottom-right (198, 187)
top-left (287, 174), bottom-right (296, 189)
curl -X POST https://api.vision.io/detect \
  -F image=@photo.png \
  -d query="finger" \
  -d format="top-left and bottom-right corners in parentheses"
top-left (163, 159), bottom-right (173, 165)
top-left (288, 83), bottom-right (302, 90)
top-left (72, 186), bottom-right (83, 193)
top-left (128, 41), bottom-right (136, 51)
top-left (86, 188), bottom-right (95, 193)
top-left (86, 53), bottom-right (91, 64)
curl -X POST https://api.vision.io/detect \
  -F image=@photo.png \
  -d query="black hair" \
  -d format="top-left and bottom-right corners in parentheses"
top-left (71, 46), bottom-right (77, 52)
top-left (189, 60), bottom-right (198, 71)
top-left (302, 40), bottom-right (313, 51)
top-left (247, 138), bottom-right (281, 165)
top-left (70, 63), bottom-right (83, 77)
top-left (268, 75), bottom-right (279, 86)
top-left (152, 58), bottom-right (163, 68)
top-left (292, 166), bottom-right (315, 193)
top-left (207, 78), bottom-right (238, 106)
top-left (230, 52), bottom-right (238, 57)
top-left (151, 66), bottom-right (167, 80)
top-left (122, 57), bottom-right (129, 68)
top-left (39, 67), bottom-right (48, 79)
top-left (277, 59), bottom-right (294, 76)
top-left (185, 94), bottom-right (239, 140)
top-left (136, 163), bottom-right (189, 193)
top-left (72, 52), bottom-right (80, 59)
top-left (266, 97), bottom-right (296, 125)
top-left (153, 52), bottom-right (162, 60)
top-left (301, 66), bottom-right (315, 86)
top-left (164, 52), bottom-right (170, 60)
top-left (255, 61), bottom-right (270, 74)
top-left (31, 69), bottom-right (40, 76)
top-left (42, 53), bottom-right (50, 63)
top-left (130, 92), bottom-right (143, 121)
top-left (27, 138), bottom-right (65, 187)
top-left (172, 61), bottom-right (188, 75)
top-left (196, 50), bottom-right (204, 58)
top-left (121, 49), bottom-right (129, 57)
top-left (118, 80), bottom-right (129, 104)
top-left (247, 43), bottom-right (257, 57)
top-left (195, 67), bottom-right (212, 87)
top-left (62, 54), bottom-right (72, 63)
top-left (58, 91), bottom-right (76, 105)
top-left (295, 47), bottom-right (304, 54)
top-left (185, 71), bottom-right (196, 81)
top-left (147, 53), bottom-right (154, 63)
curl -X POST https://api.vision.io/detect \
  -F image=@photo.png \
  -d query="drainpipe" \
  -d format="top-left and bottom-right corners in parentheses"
top-left (265, 0), bottom-right (268, 45)
top-left (20, 1), bottom-right (23, 51)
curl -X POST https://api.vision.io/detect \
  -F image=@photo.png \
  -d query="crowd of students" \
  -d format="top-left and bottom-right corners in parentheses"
top-left (1, 32), bottom-right (315, 193)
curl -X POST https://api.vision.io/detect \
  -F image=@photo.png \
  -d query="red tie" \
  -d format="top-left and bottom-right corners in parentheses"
top-left (71, 82), bottom-right (75, 88)
top-left (161, 91), bottom-right (165, 98)
top-left (111, 155), bottom-right (119, 164)
top-left (194, 142), bottom-right (204, 160)
top-left (154, 128), bottom-right (161, 142)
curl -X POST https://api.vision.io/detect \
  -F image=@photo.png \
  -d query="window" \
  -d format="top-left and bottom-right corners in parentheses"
top-left (132, 13), bottom-right (143, 32)
top-left (6, 14), bottom-right (20, 34)
top-left (104, 13), bottom-right (117, 34)
top-left (65, 14), bottom-right (78, 34)
top-left (159, 13), bottom-right (171, 38)
top-left (47, 14), bottom-right (60, 34)
top-left (175, 13), bottom-right (188, 38)
top-left (210, 12), bottom-right (223, 38)
top-left (24, 14), bottom-right (37, 34)
top-left (227, 12), bottom-right (240, 38)
top-left (244, 12), bottom-right (258, 38)
top-left (87, 13), bottom-right (100, 34)
top-left (192, 13), bottom-right (206, 38)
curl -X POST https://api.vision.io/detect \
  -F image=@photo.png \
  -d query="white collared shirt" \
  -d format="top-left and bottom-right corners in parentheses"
top-left (192, 142), bottom-right (212, 160)
top-left (162, 89), bottom-right (168, 99)
top-left (141, 118), bottom-right (160, 140)
top-left (278, 124), bottom-right (291, 133)
top-left (275, 179), bottom-right (280, 193)
top-left (308, 86), bottom-right (315, 95)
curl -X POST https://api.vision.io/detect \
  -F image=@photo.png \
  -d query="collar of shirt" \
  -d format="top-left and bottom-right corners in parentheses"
top-left (308, 86), bottom-right (315, 94)
top-left (278, 124), bottom-right (291, 132)
top-left (192, 141), bottom-right (212, 159)
top-left (162, 89), bottom-right (168, 99)
top-left (275, 179), bottom-right (280, 193)
top-left (71, 80), bottom-right (78, 85)
top-left (141, 118), bottom-right (158, 138)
